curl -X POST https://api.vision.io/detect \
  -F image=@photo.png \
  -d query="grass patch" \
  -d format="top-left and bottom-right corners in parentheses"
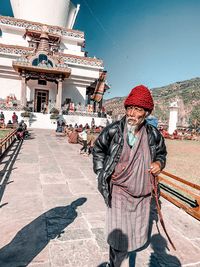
top-left (0, 129), bottom-right (12, 139)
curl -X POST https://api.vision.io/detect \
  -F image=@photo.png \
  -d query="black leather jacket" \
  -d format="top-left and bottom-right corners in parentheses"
top-left (92, 116), bottom-right (167, 206)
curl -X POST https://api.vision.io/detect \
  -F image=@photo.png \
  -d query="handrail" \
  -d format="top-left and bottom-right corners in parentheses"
top-left (161, 170), bottom-right (200, 191)
top-left (158, 171), bottom-right (200, 220)
top-left (0, 128), bottom-right (17, 156)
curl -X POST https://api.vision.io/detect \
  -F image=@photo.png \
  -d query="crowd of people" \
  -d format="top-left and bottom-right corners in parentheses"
top-left (55, 117), bottom-right (103, 156)
top-left (0, 111), bottom-right (29, 140)
top-left (159, 126), bottom-right (200, 141)
top-left (0, 111), bottom-right (19, 127)
top-left (61, 101), bottom-right (107, 118)
top-left (54, 112), bottom-right (200, 165)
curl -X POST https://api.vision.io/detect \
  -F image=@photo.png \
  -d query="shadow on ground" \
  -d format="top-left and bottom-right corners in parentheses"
top-left (148, 234), bottom-right (181, 267)
top-left (0, 197), bottom-right (87, 266)
top-left (0, 140), bottom-right (23, 204)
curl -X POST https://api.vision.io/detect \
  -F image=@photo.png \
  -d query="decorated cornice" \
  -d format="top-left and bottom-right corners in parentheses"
top-left (55, 52), bottom-right (104, 68)
top-left (12, 59), bottom-right (71, 79)
top-left (0, 16), bottom-right (84, 40)
top-left (0, 44), bottom-right (103, 68)
top-left (0, 43), bottom-right (34, 55)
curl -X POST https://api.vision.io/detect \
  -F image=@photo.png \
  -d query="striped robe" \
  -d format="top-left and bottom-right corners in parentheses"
top-left (106, 125), bottom-right (152, 252)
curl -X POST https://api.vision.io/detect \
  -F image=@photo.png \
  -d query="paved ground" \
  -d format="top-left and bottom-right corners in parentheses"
top-left (0, 129), bottom-right (199, 267)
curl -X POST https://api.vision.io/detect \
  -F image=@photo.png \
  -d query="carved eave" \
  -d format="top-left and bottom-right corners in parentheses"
top-left (12, 61), bottom-right (71, 78)
top-left (0, 43), bottom-right (34, 56)
top-left (55, 52), bottom-right (104, 68)
top-left (0, 44), bottom-right (104, 68)
top-left (25, 29), bottom-right (60, 43)
top-left (0, 15), bottom-right (84, 40)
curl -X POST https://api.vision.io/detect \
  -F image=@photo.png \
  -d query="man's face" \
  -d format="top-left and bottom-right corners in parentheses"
top-left (126, 106), bottom-right (147, 126)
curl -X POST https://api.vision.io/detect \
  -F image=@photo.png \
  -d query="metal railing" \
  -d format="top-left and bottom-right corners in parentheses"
top-left (158, 170), bottom-right (200, 220)
top-left (0, 128), bottom-right (17, 156)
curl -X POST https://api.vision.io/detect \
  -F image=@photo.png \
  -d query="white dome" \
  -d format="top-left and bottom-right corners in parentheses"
top-left (10, 0), bottom-right (79, 28)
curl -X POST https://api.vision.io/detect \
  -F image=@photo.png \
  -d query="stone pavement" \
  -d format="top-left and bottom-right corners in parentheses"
top-left (0, 128), bottom-right (199, 267)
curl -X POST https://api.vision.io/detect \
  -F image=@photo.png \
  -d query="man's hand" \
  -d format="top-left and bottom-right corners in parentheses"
top-left (149, 161), bottom-right (162, 176)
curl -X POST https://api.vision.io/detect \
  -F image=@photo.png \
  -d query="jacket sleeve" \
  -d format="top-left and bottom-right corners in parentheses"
top-left (155, 130), bottom-right (167, 170)
top-left (92, 127), bottom-right (112, 174)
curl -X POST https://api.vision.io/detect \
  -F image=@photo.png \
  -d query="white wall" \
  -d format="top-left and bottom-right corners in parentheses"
top-left (62, 82), bottom-right (86, 104)
top-left (70, 66), bottom-right (100, 79)
top-left (0, 76), bottom-right (21, 100)
top-left (63, 115), bottom-right (108, 127)
top-left (0, 30), bottom-right (27, 47)
top-left (63, 50), bottom-right (84, 56)
top-left (0, 55), bottom-right (18, 67)
top-left (60, 40), bottom-right (84, 56)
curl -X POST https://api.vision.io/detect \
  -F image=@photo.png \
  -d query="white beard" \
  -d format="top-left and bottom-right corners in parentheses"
top-left (127, 122), bottom-right (137, 135)
top-left (126, 116), bottom-right (146, 134)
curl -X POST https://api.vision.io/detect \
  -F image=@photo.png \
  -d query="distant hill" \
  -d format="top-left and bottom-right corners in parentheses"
top-left (104, 77), bottom-right (200, 126)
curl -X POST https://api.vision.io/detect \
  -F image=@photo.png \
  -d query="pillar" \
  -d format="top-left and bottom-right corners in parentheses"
top-left (21, 72), bottom-right (27, 107)
top-left (87, 92), bottom-right (91, 105)
top-left (99, 99), bottom-right (103, 109)
top-left (93, 101), bottom-right (96, 113)
top-left (56, 76), bottom-right (63, 111)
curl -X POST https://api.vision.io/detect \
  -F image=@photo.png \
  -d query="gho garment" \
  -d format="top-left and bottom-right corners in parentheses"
top-left (106, 125), bottom-right (152, 251)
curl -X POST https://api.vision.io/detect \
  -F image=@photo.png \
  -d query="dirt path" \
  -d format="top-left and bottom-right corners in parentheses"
top-left (165, 139), bottom-right (200, 185)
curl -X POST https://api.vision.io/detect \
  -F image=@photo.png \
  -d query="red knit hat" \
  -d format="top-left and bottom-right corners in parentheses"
top-left (124, 85), bottom-right (154, 112)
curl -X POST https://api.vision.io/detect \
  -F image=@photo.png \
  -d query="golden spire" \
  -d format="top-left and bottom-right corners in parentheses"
top-left (37, 31), bottom-right (50, 53)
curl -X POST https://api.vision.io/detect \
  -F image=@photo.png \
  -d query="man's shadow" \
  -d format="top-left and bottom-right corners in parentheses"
top-left (0, 197), bottom-right (87, 267)
top-left (148, 234), bottom-right (181, 267)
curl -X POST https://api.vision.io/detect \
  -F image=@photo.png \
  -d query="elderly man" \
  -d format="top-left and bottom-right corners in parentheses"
top-left (92, 85), bottom-right (167, 267)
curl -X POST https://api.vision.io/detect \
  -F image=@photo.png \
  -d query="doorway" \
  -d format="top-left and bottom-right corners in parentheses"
top-left (34, 89), bottom-right (49, 112)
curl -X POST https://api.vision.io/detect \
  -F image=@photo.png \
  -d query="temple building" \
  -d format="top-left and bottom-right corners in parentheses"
top-left (0, 0), bottom-right (109, 127)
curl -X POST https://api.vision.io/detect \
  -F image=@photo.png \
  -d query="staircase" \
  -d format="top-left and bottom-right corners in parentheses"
top-left (1, 110), bottom-right (110, 129)
top-left (28, 113), bottom-right (56, 129)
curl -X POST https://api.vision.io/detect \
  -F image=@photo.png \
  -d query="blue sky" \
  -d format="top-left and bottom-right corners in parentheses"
top-left (1, 0), bottom-right (200, 98)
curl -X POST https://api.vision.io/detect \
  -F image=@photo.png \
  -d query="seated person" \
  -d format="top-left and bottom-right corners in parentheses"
top-left (84, 123), bottom-right (90, 129)
top-left (16, 120), bottom-right (28, 139)
top-left (64, 125), bottom-right (73, 137)
top-left (56, 120), bottom-right (63, 133)
top-left (68, 129), bottom-right (78, 144)
top-left (7, 120), bottom-right (13, 128)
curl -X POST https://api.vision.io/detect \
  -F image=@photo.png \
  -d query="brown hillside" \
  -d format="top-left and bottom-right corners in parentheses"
top-left (104, 78), bottom-right (200, 126)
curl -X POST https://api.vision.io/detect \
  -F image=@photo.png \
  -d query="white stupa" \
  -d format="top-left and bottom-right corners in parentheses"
top-left (168, 101), bottom-right (179, 134)
top-left (0, 0), bottom-right (109, 129)
top-left (10, 0), bottom-right (80, 28)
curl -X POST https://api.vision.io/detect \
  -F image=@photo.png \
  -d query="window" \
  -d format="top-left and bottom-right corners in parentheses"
top-left (38, 80), bottom-right (47, 86)
top-left (32, 54), bottom-right (53, 67)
